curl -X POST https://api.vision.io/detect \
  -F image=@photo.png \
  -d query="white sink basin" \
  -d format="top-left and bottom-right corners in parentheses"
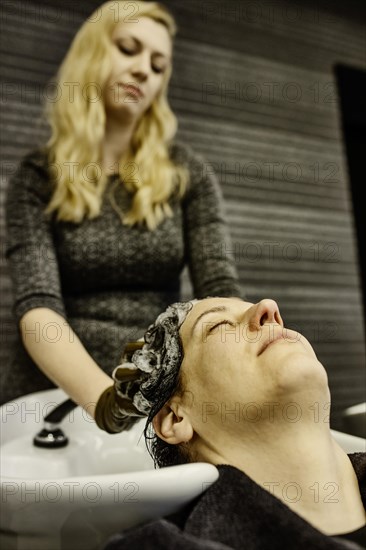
top-left (0, 389), bottom-right (219, 550)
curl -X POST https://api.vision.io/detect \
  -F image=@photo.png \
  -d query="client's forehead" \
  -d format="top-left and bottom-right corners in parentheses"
top-left (180, 297), bottom-right (253, 343)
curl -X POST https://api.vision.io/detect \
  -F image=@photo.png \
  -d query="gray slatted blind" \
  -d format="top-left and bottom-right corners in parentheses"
top-left (1, 0), bottom-right (365, 430)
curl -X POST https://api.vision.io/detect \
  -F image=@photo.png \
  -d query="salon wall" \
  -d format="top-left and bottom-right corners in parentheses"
top-left (1, 0), bottom-right (365, 431)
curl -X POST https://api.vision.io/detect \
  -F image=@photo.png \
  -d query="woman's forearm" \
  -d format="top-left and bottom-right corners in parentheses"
top-left (19, 307), bottom-right (113, 418)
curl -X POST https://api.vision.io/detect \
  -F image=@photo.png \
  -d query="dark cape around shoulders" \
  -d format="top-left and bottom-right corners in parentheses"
top-left (104, 452), bottom-right (366, 550)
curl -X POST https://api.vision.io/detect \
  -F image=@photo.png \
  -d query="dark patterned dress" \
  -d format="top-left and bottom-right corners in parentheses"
top-left (4, 140), bottom-right (242, 403)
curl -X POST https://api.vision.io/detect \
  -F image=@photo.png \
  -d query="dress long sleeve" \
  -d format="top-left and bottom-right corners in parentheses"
top-left (5, 151), bottom-right (67, 325)
top-left (181, 148), bottom-right (243, 299)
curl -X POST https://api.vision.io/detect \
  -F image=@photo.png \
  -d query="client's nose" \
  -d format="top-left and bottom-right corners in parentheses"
top-left (249, 299), bottom-right (283, 328)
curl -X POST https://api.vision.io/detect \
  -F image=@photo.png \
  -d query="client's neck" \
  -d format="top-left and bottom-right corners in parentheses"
top-left (201, 422), bottom-right (366, 536)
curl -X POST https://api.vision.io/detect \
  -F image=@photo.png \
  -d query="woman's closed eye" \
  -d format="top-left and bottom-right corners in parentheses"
top-left (117, 44), bottom-right (165, 74)
top-left (208, 320), bottom-right (235, 333)
top-left (119, 45), bottom-right (134, 54)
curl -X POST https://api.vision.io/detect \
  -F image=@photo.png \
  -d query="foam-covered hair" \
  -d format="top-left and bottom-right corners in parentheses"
top-left (112, 299), bottom-right (198, 417)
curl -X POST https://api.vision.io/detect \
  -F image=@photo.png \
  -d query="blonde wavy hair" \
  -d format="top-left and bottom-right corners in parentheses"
top-left (43, 0), bottom-right (190, 230)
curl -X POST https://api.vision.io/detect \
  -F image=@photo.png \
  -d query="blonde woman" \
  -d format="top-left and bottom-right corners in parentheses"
top-left (4, 1), bottom-right (242, 420)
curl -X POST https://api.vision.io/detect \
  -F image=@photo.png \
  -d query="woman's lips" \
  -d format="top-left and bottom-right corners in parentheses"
top-left (258, 334), bottom-right (284, 356)
top-left (257, 327), bottom-right (304, 356)
top-left (121, 84), bottom-right (144, 98)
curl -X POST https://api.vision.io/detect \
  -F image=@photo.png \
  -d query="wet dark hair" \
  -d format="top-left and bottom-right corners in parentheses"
top-left (144, 370), bottom-right (192, 468)
top-left (119, 299), bottom-right (198, 468)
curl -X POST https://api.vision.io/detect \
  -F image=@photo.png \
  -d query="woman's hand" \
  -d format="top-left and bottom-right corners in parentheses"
top-left (94, 339), bottom-right (146, 433)
top-left (94, 382), bottom-right (146, 433)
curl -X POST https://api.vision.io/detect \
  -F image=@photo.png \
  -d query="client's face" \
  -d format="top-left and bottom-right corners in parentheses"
top-left (177, 297), bottom-right (328, 431)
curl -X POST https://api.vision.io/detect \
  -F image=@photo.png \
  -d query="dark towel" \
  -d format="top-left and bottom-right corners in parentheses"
top-left (103, 452), bottom-right (366, 549)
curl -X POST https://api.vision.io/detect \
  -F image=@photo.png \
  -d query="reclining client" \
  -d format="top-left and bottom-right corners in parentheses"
top-left (95, 297), bottom-right (366, 550)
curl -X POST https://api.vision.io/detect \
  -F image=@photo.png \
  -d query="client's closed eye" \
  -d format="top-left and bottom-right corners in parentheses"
top-left (208, 320), bottom-right (234, 333)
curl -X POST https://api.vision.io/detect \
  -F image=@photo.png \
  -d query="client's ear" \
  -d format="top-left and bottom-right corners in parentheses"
top-left (153, 401), bottom-right (193, 444)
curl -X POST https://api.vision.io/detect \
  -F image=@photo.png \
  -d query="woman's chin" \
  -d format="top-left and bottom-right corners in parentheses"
top-left (272, 352), bottom-right (329, 395)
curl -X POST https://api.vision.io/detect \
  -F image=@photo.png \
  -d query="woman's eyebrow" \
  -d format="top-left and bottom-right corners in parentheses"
top-left (189, 298), bottom-right (249, 336)
top-left (117, 34), bottom-right (170, 60)
top-left (190, 306), bottom-right (228, 336)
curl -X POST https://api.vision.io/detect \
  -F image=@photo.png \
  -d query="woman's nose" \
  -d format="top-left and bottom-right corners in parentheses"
top-left (130, 54), bottom-right (150, 80)
top-left (248, 299), bottom-right (283, 329)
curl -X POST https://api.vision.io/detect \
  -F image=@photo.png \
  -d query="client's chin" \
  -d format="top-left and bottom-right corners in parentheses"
top-left (271, 351), bottom-right (329, 397)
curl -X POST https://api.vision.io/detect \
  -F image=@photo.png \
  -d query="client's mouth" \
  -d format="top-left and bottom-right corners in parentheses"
top-left (258, 334), bottom-right (284, 356)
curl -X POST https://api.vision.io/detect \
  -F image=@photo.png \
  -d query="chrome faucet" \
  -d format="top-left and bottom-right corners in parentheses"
top-left (33, 398), bottom-right (78, 448)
